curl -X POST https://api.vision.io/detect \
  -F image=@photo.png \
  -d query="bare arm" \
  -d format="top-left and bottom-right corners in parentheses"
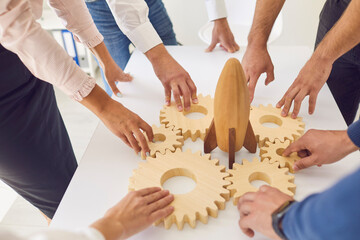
top-left (278, 0), bottom-right (360, 118)
top-left (242, 0), bottom-right (285, 101)
top-left (247, 0), bottom-right (285, 48)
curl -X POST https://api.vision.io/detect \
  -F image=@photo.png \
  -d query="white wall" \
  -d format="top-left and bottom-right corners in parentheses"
top-left (162, 0), bottom-right (326, 49)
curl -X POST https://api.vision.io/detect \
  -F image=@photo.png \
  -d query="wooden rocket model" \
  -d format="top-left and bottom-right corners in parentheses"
top-left (204, 58), bottom-right (257, 168)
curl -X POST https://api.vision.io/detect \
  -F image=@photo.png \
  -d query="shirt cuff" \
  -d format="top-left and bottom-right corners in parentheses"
top-left (82, 228), bottom-right (106, 240)
top-left (72, 75), bottom-right (96, 101)
top-left (126, 21), bottom-right (163, 53)
top-left (347, 119), bottom-right (360, 148)
top-left (205, 0), bottom-right (228, 21)
top-left (75, 23), bottom-right (104, 48)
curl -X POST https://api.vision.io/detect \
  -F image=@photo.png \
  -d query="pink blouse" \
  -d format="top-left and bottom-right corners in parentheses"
top-left (0, 0), bottom-right (104, 101)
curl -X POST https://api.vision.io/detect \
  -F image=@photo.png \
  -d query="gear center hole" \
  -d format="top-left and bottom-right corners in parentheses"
top-left (161, 168), bottom-right (197, 195)
top-left (260, 115), bottom-right (282, 128)
top-left (249, 172), bottom-right (271, 189)
top-left (152, 133), bottom-right (166, 143)
top-left (276, 148), bottom-right (285, 156)
top-left (183, 105), bottom-right (208, 119)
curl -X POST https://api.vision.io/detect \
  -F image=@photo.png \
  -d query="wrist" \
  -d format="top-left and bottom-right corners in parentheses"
top-left (247, 35), bottom-right (268, 50)
top-left (91, 217), bottom-right (125, 240)
top-left (80, 85), bottom-right (114, 117)
top-left (145, 43), bottom-right (170, 64)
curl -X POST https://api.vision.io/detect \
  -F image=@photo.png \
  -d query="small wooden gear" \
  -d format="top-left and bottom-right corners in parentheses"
top-left (160, 94), bottom-right (214, 141)
top-left (260, 139), bottom-right (300, 173)
top-left (129, 149), bottom-right (230, 230)
top-left (141, 125), bottom-right (184, 160)
top-left (250, 104), bottom-right (305, 147)
top-left (226, 158), bottom-right (296, 205)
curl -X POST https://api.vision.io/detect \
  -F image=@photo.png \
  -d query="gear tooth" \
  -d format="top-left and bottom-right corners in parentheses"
top-left (198, 93), bottom-right (203, 98)
top-left (196, 209), bottom-right (209, 224)
top-left (232, 163), bottom-right (241, 169)
top-left (242, 159), bottom-right (250, 165)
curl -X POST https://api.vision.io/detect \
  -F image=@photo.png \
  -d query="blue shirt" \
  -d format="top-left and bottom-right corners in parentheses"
top-left (282, 119), bottom-right (360, 239)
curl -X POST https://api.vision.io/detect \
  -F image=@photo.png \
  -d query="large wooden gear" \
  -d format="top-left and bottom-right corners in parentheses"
top-left (160, 94), bottom-right (214, 141)
top-left (141, 124), bottom-right (184, 160)
top-left (226, 158), bottom-right (296, 205)
top-left (250, 104), bottom-right (305, 147)
top-left (129, 149), bottom-right (230, 230)
top-left (260, 139), bottom-right (300, 173)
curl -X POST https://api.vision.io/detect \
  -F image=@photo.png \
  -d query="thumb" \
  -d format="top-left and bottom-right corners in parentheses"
top-left (293, 155), bottom-right (316, 172)
top-left (283, 140), bottom-right (305, 157)
top-left (108, 80), bottom-right (122, 98)
top-left (206, 40), bottom-right (217, 52)
top-left (265, 68), bottom-right (275, 85)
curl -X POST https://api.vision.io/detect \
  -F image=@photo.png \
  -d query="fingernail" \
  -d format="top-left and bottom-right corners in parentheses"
top-left (177, 105), bottom-right (183, 111)
top-left (281, 110), bottom-right (286, 116)
top-left (117, 93), bottom-right (122, 98)
top-left (291, 113), bottom-right (296, 118)
top-left (193, 98), bottom-right (198, 104)
top-left (165, 100), bottom-right (170, 106)
top-left (293, 165), bottom-right (299, 172)
top-left (146, 152), bottom-right (150, 157)
top-left (185, 107), bottom-right (190, 111)
top-left (276, 104), bottom-right (281, 108)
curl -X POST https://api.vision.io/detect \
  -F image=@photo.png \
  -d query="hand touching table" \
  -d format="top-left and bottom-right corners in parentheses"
top-left (91, 187), bottom-right (174, 240)
top-left (206, 18), bottom-right (239, 53)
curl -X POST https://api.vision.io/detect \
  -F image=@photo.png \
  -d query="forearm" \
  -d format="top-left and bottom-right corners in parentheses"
top-left (312, 0), bottom-right (360, 64)
top-left (80, 84), bottom-right (115, 117)
top-left (144, 44), bottom-right (170, 65)
top-left (89, 42), bottom-right (117, 70)
top-left (282, 167), bottom-right (360, 239)
top-left (247, 0), bottom-right (285, 48)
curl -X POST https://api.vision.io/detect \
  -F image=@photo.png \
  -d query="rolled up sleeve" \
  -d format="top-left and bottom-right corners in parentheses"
top-left (0, 0), bottom-right (96, 101)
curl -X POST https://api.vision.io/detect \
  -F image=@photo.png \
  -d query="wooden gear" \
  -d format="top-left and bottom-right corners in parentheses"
top-left (204, 58), bottom-right (257, 169)
top-left (226, 158), bottom-right (296, 205)
top-left (160, 94), bottom-right (214, 141)
top-left (141, 124), bottom-right (184, 160)
top-left (250, 104), bottom-right (305, 147)
top-left (129, 149), bottom-right (230, 230)
top-left (260, 139), bottom-right (300, 173)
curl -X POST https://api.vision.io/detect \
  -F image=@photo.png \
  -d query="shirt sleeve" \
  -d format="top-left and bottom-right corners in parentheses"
top-left (282, 167), bottom-right (360, 239)
top-left (47, 0), bottom-right (103, 48)
top-left (0, 227), bottom-right (105, 240)
top-left (205, 0), bottom-right (228, 21)
top-left (105, 0), bottom-right (162, 53)
top-left (347, 119), bottom-right (360, 148)
top-left (0, 0), bottom-right (96, 101)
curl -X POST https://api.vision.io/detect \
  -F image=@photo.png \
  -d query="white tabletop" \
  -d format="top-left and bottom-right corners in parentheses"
top-left (52, 46), bottom-right (360, 239)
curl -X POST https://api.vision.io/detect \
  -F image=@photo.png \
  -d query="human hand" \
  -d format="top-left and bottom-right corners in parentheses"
top-left (91, 187), bottom-right (174, 240)
top-left (104, 63), bottom-right (133, 98)
top-left (276, 56), bottom-right (332, 118)
top-left (283, 129), bottom-right (358, 171)
top-left (81, 85), bottom-right (153, 156)
top-left (146, 44), bottom-right (198, 111)
top-left (242, 45), bottom-right (274, 102)
top-left (206, 18), bottom-right (239, 53)
top-left (237, 185), bottom-right (293, 239)
top-left (100, 99), bottom-right (154, 156)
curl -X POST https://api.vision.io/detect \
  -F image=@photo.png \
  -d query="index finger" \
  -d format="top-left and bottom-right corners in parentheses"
top-left (136, 187), bottom-right (162, 197)
top-left (179, 82), bottom-right (191, 111)
top-left (140, 121), bottom-right (154, 143)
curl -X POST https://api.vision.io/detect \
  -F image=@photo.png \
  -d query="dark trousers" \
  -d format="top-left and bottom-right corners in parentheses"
top-left (316, 0), bottom-right (360, 125)
top-left (0, 45), bottom-right (77, 218)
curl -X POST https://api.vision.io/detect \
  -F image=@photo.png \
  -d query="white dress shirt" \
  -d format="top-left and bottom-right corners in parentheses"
top-left (105, 0), bottom-right (228, 53)
top-left (0, 228), bottom-right (104, 240)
